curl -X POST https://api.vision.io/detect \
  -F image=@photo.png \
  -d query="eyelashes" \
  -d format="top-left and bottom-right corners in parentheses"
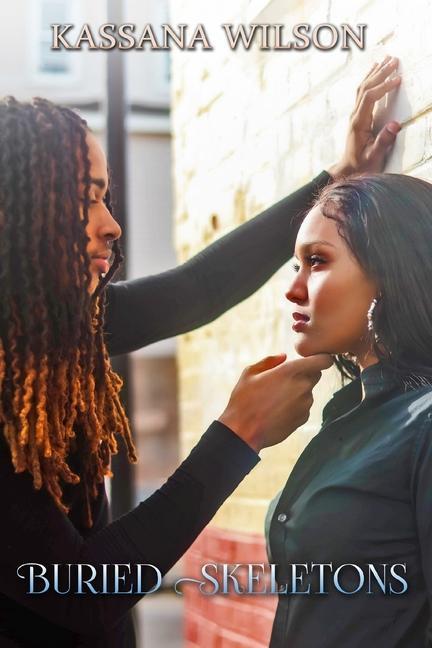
top-left (292, 255), bottom-right (326, 273)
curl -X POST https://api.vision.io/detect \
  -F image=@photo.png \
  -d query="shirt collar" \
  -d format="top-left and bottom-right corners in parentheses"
top-left (321, 362), bottom-right (400, 426)
top-left (360, 362), bottom-right (400, 399)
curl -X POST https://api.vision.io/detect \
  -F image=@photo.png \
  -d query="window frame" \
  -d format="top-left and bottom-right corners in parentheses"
top-left (29, 0), bottom-right (82, 85)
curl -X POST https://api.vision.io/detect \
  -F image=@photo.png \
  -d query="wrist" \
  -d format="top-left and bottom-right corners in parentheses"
top-left (327, 161), bottom-right (354, 181)
top-left (217, 413), bottom-right (263, 453)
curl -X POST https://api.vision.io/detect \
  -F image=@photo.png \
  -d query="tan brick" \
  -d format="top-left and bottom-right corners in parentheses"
top-left (171, 0), bottom-right (432, 537)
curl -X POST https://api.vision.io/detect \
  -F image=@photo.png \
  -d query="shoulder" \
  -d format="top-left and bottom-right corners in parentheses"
top-left (377, 384), bottom-right (432, 443)
top-left (407, 389), bottom-right (432, 493)
top-left (394, 386), bottom-right (432, 470)
top-left (399, 384), bottom-right (432, 426)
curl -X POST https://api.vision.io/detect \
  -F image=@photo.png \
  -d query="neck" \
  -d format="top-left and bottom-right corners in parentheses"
top-left (358, 353), bottom-right (379, 372)
top-left (350, 339), bottom-right (379, 374)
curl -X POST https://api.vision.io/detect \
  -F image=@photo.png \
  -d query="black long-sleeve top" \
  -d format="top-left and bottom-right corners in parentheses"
top-left (0, 172), bottom-right (330, 647)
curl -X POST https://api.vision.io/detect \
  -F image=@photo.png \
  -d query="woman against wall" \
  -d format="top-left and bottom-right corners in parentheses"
top-left (268, 173), bottom-right (432, 647)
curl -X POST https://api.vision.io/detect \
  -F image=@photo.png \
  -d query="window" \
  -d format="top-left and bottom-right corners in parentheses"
top-left (39, 0), bottom-right (71, 74)
top-left (30, 0), bottom-right (80, 82)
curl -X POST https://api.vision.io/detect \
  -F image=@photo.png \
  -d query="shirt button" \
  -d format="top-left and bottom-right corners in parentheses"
top-left (277, 513), bottom-right (287, 523)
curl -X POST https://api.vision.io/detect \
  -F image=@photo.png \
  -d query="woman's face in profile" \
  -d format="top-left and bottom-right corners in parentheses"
top-left (286, 205), bottom-right (377, 366)
top-left (80, 132), bottom-right (122, 294)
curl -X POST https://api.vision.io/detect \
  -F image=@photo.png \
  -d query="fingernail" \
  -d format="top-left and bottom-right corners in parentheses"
top-left (387, 75), bottom-right (401, 86)
top-left (386, 122), bottom-right (401, 134)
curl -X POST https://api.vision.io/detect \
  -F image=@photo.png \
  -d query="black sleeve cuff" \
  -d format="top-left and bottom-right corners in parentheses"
top-left (179, 420), bottom-right (260, 485)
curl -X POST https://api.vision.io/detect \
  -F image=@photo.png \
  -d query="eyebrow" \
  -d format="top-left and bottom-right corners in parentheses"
top-left (294, 240), bottom-right (336, 257)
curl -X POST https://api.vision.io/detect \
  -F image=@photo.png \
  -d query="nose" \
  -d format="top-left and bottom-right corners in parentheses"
top-left (285, 272), bottom-right (308, 304)
top-left (99, 204), bottom-right (122, 242)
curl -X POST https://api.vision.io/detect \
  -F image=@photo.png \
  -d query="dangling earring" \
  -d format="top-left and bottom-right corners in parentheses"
top-left (367, 296), bottom-right (381, 343)
top-left (367, 298), bottom-right (377, 332)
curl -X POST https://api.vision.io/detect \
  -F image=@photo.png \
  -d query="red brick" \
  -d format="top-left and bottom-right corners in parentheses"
top-left (183, 526), bottom-right (278, 646)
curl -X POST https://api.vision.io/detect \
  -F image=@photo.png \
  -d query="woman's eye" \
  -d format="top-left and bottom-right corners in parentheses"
top-left (308, 254), bottom-right (325, 268)
top-left (292, 255), bottom-right (325, 272)
top-left (79, 197), bottom-right (97, 204)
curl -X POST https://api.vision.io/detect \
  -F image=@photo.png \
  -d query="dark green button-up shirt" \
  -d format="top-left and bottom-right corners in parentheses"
top-left (266, 363), bottom-right (432, 647)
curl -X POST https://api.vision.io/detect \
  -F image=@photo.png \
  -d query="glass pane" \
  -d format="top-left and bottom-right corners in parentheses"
top-left (41, 0), bottom-right (67, 28)
top-left (39, 38), bottom-right (70, 74)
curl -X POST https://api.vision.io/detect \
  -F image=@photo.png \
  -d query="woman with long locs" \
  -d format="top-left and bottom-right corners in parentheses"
top-left (267, 175), bottom-right (432, 646)
top-left (0, 57), bottom-right (399, 645)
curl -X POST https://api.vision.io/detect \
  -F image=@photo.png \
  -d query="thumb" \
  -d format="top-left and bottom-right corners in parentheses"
top-left (370, 121), bottom-right (401, 167)
top-left (248, 353), bottom-right (287, 374)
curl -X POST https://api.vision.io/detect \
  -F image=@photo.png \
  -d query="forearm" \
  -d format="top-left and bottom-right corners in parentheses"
top-left (177, 171), bottom-right (331, 324)
top-left (104, 171), bottom-right (330, 355)
top-left (3, 422), bottom-right (258, 636)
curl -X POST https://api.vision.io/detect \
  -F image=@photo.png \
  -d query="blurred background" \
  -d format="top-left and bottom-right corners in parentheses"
top-left (0, 0), bottom-right (181, 645)
top-left (1, 0), bottom-right (431, 646)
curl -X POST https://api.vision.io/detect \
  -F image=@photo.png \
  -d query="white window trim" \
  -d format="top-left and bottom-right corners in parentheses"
top-left (28, 0), bottom-right (82, 86)
top-left (151, 0), bottom-right (172, 104)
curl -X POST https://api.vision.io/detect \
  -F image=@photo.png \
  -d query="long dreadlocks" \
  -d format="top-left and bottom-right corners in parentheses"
top-left (0, 96), bottom-right (137, 527)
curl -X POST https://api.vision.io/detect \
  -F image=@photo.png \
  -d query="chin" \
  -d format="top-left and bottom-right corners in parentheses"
top-left (88, 276), bottom-right (100, 295)
top-left (295, 346), bottom-right (320, 358)
top-left (88, 285), bottom-right (97, 295)
top-left (294, 336), bottom-right (336, 358)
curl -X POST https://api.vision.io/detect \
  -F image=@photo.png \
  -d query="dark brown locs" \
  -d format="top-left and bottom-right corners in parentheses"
top-left (0, 96), bottom-right (137, 528)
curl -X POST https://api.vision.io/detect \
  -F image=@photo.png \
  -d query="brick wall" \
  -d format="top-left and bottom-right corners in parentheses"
top-left (170, 0), bottom-right (432, 644)
top-left (183, 529), bottom-right (275, 647)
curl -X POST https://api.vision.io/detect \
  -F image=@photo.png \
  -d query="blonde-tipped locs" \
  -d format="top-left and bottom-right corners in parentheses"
top-left (0, 96), bottom-right (137, 527)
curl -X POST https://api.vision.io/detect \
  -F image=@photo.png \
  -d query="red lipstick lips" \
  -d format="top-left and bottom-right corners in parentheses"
top-left (292, 312), bottom-right (310, 332)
